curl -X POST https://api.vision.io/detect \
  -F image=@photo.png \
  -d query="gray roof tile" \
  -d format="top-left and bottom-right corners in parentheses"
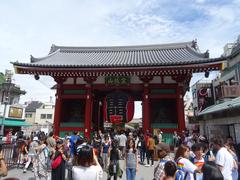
top-left (13, 41), bottom-right (223, 68)
top-left (25, 101), bottom-right (43, 112)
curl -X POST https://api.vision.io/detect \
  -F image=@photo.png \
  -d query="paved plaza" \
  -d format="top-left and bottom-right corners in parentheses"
top-left (4, 160), bottom-right (156, 180)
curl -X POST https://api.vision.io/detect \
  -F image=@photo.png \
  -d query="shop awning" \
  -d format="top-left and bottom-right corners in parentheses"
top-left (0, 118), bottom-right (32, 126)
top-left (199, 96), bottom-right (240, 116)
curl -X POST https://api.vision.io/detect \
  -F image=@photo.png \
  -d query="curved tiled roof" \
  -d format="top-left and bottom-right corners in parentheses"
top-left (12, 41), bottom-right (223, 68)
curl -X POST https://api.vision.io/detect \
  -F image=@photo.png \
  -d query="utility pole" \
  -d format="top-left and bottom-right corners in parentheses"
top-left (0, 70), bottom-right (13, 142)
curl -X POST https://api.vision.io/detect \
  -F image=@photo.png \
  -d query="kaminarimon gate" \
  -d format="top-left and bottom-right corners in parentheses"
top-left (13, 41), bottom-right (224, 138)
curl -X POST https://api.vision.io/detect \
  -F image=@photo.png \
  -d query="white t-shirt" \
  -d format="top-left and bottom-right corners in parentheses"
top-left (72, 165), bottom-right (103, 180)
top-left (194, 157), bottom-right (205, 180)
top-left (119, 134), bottom-right (127, 147)
top-left (215, 147), bottom-right (234, 180)
top-left (158, 134), bottom-right (162, 143)
top-left (178, 158), bottom-right (197, 180)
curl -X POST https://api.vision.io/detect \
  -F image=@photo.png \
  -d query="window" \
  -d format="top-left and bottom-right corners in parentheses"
top-left (40, 114), bottom-right (46, 119)
top-left (47, 114), bottom-right (52, 119)
top-left (25, 114), bottom-right (32, 118)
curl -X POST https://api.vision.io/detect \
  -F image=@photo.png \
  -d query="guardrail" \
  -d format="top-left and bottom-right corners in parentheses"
top-left (1, 140), bottom-right (26, 169)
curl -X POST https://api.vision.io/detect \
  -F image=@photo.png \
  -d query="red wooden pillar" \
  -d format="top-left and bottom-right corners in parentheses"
top-left (139, 76), bottom-right (153, 133)
top-left (84, 84), bottom-right (92, 138)
top-left (143, 84), bottom-right (150, 133)
top-left (83, 77), bottom-right (96, 139)
top-left (53, 77), bottom-right (65, 136)
top-left (177, 85), bottom-right (185, 132)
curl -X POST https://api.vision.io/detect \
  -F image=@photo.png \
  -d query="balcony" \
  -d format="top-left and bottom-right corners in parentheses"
top-left (217, 85), bottom-right (240, 98)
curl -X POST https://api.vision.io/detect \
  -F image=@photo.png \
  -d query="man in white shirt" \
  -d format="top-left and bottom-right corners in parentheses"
top-left (213, 138), bottom-right (234, 180)
top-left (118, 131), bottom-right (127, 159)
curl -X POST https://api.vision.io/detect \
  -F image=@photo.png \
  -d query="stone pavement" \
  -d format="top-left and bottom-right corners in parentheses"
top-left (4, 160), bottom-right (156, 180)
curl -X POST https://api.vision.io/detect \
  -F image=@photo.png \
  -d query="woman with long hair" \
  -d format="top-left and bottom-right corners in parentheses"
top-left (125, 138), bottom-right (138, 180)
top-left (33, 135), bottom-right (49, 180)
top-left (72, 145), bottom-right (103, 180)
top-left (174, 144), bottom-right (200, 180)
top-left (107, 139), bottom-right (122, 180)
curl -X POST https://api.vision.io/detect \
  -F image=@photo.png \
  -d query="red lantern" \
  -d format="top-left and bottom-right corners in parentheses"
top-left (103, 91), bottom-right (134, 124)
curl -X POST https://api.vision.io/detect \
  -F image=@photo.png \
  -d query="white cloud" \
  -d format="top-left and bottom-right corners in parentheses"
top-left (0, 0), bottom-right (239, 104)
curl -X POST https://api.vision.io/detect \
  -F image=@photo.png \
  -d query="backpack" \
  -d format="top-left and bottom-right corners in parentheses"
top-left (175, 169), bottom-right (186, 180)
top-left (175, 158), bottom-right (188, 180)
top-left (153, 159), bottom-right (168, 180)
top-left (43, 146), bottom-right (51, 169)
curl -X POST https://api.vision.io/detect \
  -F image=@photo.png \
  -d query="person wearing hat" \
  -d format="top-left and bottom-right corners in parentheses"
top-left (154, 143), bottom-right (173, 180)
top-left (23, 136), bottom-right (39, 173)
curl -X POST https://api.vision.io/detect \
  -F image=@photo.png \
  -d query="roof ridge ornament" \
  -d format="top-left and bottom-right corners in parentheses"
top-left (191, 39), bottom-right (197, 50)
top-left (50, 44), bottom-right (57, 54)
top-left (30, 55), bottom-right (36, 63)
top-left (204, 50), bottom-right (209, 58)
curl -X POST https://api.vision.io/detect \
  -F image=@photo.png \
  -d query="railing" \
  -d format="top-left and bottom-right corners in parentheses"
top-left (221, 85), bottom-right (240, 98)
top-left (1, 140), bottom-right (26, 169)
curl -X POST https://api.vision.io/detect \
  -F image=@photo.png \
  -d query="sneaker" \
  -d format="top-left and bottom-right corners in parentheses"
top-left (23, 169), bottom-right (26, 173)
top-left (144, 164), bottom-right (150, 167)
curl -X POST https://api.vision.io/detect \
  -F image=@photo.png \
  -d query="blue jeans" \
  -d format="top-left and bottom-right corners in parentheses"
top-left (126, 168), bottom-right (136, 180)
top-left (140, 149), bottom-right (145, 163)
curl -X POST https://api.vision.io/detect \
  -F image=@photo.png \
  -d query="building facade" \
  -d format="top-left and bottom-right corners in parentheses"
top-left (198, 35), bottom-right (240, 143)
top-left (13, 41), bottom-right (224, 138)
top-left (0, 70), bottom-right (30, 136)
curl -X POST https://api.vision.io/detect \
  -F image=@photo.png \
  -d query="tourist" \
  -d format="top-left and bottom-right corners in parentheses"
top-left (137, 134), bottom-right (146, 164)
top-left (46, 131), bottom-right (56, 156)
top-left (72, 145), bottom-right (103, 180)
top-left (0, 144), bottom-right (8, 177)
top-left (102, 135), bottom-right (111, 171)
top-left (163, 161), bottom-right (177, 180)
top-left (92, 132), bottom-right (102, 157)
top-left (212, 138), bottom-right (234, 180)
top-left (191, 143), bottom-right (205, 180)
top-left (23, 136), bottom-right (39, 173)
top-left (225, 142), bottom-right (238, 180)
top-left (154, 143), bottom-right (173, 180)
top-left (158, 130), bottom-right (163, 144)
top-left (107, 139), bottom-right (122, 180)
top-left (70, 131), bottom-right (81, 159)
top-left (118, 130), bottom-right (127, 159)
top-left (173, 131), bottom-right (180, 147)
top-left (51, 139), bottom-right (67, 180)
top-left (145, 134), bottom-right (155, 167)
top-left (175, 144), bottom-right (200, 180)
top-left (125, 138), bottom-right (138, 180)
top-left (202, 161), bottom-right (223, 180)
top-left (33, 135), bottom-right (48, 180)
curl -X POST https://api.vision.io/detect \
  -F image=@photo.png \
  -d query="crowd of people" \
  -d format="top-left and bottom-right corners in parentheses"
top-left (154, 131), bottom-right (239, 180)
top-left (0, 128), bottom-right (240, 180)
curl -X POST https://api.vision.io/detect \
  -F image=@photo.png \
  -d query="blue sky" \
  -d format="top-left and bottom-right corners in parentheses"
top-left (0, 0), bottom-right (239, 116)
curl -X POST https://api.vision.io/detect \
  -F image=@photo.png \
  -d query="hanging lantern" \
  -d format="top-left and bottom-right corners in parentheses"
top-left (103, 91), bottom-right (134, 124)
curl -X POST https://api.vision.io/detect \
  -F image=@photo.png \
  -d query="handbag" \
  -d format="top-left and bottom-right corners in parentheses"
top-left (51, 154), bottom-right (62, 169)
